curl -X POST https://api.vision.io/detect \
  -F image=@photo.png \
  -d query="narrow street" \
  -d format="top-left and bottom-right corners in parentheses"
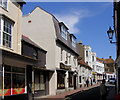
top-left (68, 85), bottom-right (116, 100)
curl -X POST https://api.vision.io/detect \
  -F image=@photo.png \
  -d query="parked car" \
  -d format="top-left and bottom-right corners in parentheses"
top-left (108, 78), bottom-right (116, 84)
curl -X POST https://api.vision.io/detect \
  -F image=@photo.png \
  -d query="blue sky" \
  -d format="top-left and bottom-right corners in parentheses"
top-left (23, 2), bottom-right (116, 60)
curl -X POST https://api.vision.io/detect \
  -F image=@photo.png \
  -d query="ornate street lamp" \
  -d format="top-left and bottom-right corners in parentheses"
top-left (107, 26), bottom-right (116, 44)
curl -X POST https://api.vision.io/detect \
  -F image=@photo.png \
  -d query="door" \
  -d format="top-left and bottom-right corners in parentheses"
top-left (74, 75), bottom-right (76, 90)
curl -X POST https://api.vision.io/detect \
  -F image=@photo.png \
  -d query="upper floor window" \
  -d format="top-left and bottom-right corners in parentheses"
top-left (0, 0), bottom-right (8, 10)
top-left (3, 19), bottom-right (12, 48)
top-left (72, 37), bottom-right (76, 47)
top-left (86, 51), bottom-right (88, 57)
top-left (92, 56), bottom-right (94, 62)
top-left (0, 18), bottom-right (12, 48)
top-left (61, 25), bottom-right (67, 40)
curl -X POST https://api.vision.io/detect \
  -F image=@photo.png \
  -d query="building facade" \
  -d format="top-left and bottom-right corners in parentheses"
top-left (78, 59), bottom-right (92, 87)
top-left (22, 6), bottom-right (79, 95)
top-left (95, 57), bottom-right (105, 82)
top-left (103, 56), bottom-right (115, 81)
top-left (0, 0), bottom-right (37, 100)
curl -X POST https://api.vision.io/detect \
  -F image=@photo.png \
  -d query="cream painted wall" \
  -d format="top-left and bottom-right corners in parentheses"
top-left (22, 7), bottom-right (57, 70)
top-left (0, 0), bottom-right (22, 54)
top-left (22, 7), bottom-right (58, 95)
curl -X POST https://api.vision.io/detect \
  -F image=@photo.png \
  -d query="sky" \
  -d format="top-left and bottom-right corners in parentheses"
top-left (23, 2), bottom-right (116, 60)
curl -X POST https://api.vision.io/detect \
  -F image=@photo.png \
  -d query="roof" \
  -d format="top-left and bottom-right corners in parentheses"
top-left (53, 18), bottom-right (79, 56)
top-left (22, 35), bottom-right (47, 53)
top-left (96, 57), bottom-right (104, 61)
top-left (78, 59), bottom-right (92, 70)
top-left (15, 0), bottom-right (26, 6)
top-left (103, 58), bottom-right (115, 64)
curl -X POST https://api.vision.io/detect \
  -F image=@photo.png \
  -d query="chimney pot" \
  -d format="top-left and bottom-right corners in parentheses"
top-left (109, 56), bottom-right (112, 59)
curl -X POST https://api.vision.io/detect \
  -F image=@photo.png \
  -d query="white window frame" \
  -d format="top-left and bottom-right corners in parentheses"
top-left (72, 37), bottom-right (76, 47)
top-left (1, 18), bottom-right (12, 49)
top-left (0, 0), bottom-right (8, 10)
top-left (61, 25), bottom-right (67, 40)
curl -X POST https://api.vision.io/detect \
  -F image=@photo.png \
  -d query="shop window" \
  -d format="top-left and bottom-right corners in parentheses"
top-left (35, 71), bottom-right (45, 91)
top-left (35, 71), bottom-right (39, 91)
top-left (40, 72), bottom-right (45, 90)
top-left (69, 73), bottom-right (73, 87)
top-left (12, 74), bottom-right (25, 95)
top-left (57, 72), bottom-right (65, 89)
top-left (4, 73), bottom-right (11, 96)
top-left (3, 65), bottom-right (25, 96)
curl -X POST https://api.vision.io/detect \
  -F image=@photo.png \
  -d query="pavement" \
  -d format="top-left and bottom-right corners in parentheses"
top-left (34, 83), bottom-right (100, 100)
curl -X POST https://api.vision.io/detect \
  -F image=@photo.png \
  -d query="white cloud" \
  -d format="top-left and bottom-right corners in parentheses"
top-left (55, 9), bottom-right (91, 34)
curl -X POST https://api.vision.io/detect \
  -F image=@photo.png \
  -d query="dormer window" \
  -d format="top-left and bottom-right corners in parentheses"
top-left (61, 25), bottom-right (67, 40)
top-left (0, 0), bottom-right (8, 10)
top-left (72, 37), bottom-right (76, 47)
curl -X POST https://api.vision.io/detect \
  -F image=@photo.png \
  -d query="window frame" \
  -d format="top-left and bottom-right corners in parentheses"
top-left (0, 18), bottom-right (12, 49)
top-left (61, 25), bottom-right (67, 40)
top-left (72, 37), bottom-right (76, 47)
top-left (0, 0), bottom-right (8, 10)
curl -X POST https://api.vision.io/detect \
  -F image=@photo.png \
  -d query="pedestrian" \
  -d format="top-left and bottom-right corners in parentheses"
top-left (86, 79), bottom-right (89, 87)
top-left (91, 78), bottom-right (93, 86)
top-left (100, 79), bottom-right (107, 100)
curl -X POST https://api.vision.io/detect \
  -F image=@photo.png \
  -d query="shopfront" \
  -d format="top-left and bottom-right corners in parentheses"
top-left (34, 69), bottom-right (49, 97)
top-left (0, 50), bottom-right (37, 100)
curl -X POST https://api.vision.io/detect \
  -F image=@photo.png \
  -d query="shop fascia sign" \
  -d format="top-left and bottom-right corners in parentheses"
top-left (60, 63), bottom-right (71, 70)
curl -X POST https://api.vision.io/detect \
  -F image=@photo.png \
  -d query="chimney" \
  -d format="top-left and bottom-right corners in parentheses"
top-left (79, 41), bottom-right (82, 44)
top-left (109, 56), bottom-right (112, 59)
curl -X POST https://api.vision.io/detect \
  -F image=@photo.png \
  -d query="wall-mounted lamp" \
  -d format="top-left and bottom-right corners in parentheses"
top-left (107, 26), bottom-right (117, 44)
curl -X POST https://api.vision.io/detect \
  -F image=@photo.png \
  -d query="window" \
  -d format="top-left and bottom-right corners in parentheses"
top-left (61, 48), bottom-right (63, 61)
top-left (35, 71), bottom-right (45, 91)
top-left (33, 50), bottom-right (38, 59)
top-left (72, 37), bottom-right (76, 47)
top-left (57, 72), bottom-right (65, 89)
top-left (3, 19), bottom-right (12, 48)
top-left (61, 25), bottom-right (67, 40)
top-left (3, 65), bottom-right (25, 96)
top-left (92, 56), bottom-right (94, 62)
top-left (86, 51), bottom-right (88, 57)
top-left (0, 0), bottom-right (8, 10)
top-left (92, 65), bottom-right (94, 70)
top-left (86, 61), bottom-right (88, 64)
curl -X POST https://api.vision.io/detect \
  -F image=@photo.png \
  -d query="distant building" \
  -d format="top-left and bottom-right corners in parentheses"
top-left (96, 57), bottom-right (104, 82)
top-left (78, 59), bottom-right (92, 87)
top-left (103, 56), bottom-right (115, 81)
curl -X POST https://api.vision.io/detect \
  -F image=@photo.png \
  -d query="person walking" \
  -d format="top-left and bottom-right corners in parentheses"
top-left (100, 79), bottom-right (107, 100)
top-left (91, 78), bottom-right (93, 86)
top-left (86, 79), bottom-right (89, 87)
